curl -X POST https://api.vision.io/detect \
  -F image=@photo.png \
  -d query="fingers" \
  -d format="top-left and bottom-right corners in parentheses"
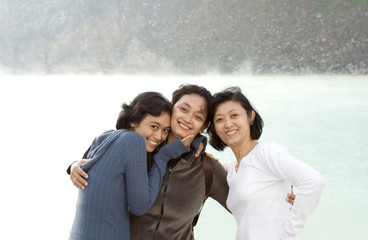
top-left (288, 193), bottom-right (296, 200)
top-left (80, 158), bottom-right (90, 165)
top-left (286, 184), bottom-right (296, 206)
top-left (285, 193), bottom-right (296, 205)
top-left (195, 149), bottom-right (201, 157)
top-left (70, 167), bottom-right (88, 189)
top-left (285, 197), bottom-right (293, 205)
top-left (70, 160), bottom-right (89, 190)
top-left (196, 142), bottom-right (204, 157)
top-left (181, 135), bottom-right (195, 147)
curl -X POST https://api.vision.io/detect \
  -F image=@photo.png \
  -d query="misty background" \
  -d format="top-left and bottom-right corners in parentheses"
top-left (1, 0), bottom-right (368, 75)
top-left (1, 1), bottom-right (368, 239)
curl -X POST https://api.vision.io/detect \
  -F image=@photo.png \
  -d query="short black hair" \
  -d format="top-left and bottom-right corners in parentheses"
top-left (171, 84), bottom-right (213, 129)
top-left (207, 86), bottom-right (263, 151)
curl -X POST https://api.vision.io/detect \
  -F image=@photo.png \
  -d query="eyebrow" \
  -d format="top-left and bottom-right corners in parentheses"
top-left (150, 121), bottom-right (162, 126)
top-left (215, 108), bottom-right (236, 117)
top-left (150, 121), bottom-right (171, 129)
top-left (180, 102), bottom-right (206, 116)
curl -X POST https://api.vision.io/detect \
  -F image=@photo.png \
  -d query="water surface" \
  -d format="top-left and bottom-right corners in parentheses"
top-left (0, 75), bottom-right (367, 240)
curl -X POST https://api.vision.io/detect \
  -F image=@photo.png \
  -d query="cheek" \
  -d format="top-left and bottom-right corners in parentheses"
top-left (162, 133), bottom-right (169, 141)
top-left (170, 112), bottom-right (179, 124)
top-left (214, 123), bottom-right (222, 134)
top-left (171, 108), bottom-right (180, 118)
top-left (170, 117), bottom-right (176, 126)
top-left (193, 121), bottom-right (204, 133)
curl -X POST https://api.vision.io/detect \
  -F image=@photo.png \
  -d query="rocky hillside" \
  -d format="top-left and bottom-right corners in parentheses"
top-left (0, 0), bottom-right (367, 75)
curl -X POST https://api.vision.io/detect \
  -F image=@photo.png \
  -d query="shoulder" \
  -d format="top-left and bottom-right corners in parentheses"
top-left (202, 152), bottom-right (232, 173)
top-left (117, 130), bottom-right (145, 145)
top-left (202, 152), bottom-right (223, 166)
top-left (101, 129), bottom-right (145, 149)
top-left (202, 152), bottom-right (218, 161)
top-left (255, 141), bottom-right (286, 154)
top-left (221, 160), bottom-right (235, 172)
top-left (248, 142), bottom-right (290, 168)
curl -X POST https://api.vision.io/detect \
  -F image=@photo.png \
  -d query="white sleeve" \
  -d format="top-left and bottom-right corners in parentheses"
top-left (261, 143), bottom-right (325, 240)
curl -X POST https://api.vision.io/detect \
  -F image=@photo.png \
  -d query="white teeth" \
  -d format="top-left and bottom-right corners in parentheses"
top-left (148, 139), bottom-right (158, 145)
top-left (179, 123), bottom-right (190, 130)
top-left (226, 130), bottom-right (237, 135)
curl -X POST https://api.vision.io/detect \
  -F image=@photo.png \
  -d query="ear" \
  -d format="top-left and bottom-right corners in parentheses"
top-left (130, 123), bottom-right (135, 128)
top-left (249, 110), bottom-right (256, 125)
top-left (199, 122), bottom-right (209, 133)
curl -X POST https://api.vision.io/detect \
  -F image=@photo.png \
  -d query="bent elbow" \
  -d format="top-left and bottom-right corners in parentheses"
top-left (312, 173), bottom-right (326, 193)
top-left (129, 205), bottom-right (150, 216)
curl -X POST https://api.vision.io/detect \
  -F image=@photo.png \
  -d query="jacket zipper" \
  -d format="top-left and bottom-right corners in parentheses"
top-left (152, 166), bottom-right (173, 240)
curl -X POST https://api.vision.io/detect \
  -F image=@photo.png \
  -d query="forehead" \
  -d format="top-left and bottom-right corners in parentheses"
top-left (175, 94), bottom-right (207, 113)
top-left (140, 113), bottom-right (171, 126)
top-left (216, 101), bottom-right (243, 113)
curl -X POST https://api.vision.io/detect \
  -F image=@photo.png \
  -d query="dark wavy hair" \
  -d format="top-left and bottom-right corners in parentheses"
top-left (115, 92), bottom-right (172, 170)
top-left (171, 84), bottom-right (213, 129)
top-left (116, 91), bottom-right (172, 130)
top-left (207, 87), bottom-right (264, 151)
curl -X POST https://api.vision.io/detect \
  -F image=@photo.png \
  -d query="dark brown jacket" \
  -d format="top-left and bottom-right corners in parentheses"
top-left (129, 138), bottom-right (229, 240)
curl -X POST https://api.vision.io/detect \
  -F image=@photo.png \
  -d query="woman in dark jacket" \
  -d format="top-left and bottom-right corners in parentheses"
top-left (69, 92), bottom-right (193, 240)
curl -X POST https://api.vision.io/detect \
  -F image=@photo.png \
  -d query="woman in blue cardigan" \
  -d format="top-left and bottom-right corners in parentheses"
top-left (69, 92), bottom-right (193, 240)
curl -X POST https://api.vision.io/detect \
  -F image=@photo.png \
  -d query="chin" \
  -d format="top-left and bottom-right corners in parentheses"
top-left (146, 147), bottom-right (156, 153)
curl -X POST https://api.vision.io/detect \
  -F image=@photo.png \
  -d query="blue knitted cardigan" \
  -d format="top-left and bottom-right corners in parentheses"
top-left (69, 129), bottom-right (189, 240)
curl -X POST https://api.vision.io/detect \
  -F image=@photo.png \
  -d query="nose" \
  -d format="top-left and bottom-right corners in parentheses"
top-left (183, 114), bottom-right (192, 123)
top-left (224, 118), bottom-right (233, 128)
top-left (153, 130), bottom-right (163, 141)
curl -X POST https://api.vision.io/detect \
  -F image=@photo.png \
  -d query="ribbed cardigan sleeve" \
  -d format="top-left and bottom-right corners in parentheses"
top-left (128, 137), bottom-right (190, 215)
top-left (69, 130), bottom-right (190, 240)
top-left (81, 130), bottom-right (189, 216)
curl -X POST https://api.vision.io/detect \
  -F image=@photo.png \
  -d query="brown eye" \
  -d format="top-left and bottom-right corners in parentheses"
top-left (195, 115), bottom-right (202, 121)
top-left (215, 118), bottom-right (223, 123)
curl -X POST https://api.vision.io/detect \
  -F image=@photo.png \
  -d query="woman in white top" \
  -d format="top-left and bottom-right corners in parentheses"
top-left (207, 87), bottom-right (325, 240)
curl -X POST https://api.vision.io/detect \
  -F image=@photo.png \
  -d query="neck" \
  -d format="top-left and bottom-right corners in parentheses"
top-left (231, 139), bottom-right (258, 163)
top-left (167, 133), bottom-right (177, 144)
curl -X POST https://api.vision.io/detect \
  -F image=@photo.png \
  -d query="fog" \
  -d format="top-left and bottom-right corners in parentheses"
top-left (1, 0), bottom-right (368, 239)
top-left (1, 0), bottom-right (367, 75)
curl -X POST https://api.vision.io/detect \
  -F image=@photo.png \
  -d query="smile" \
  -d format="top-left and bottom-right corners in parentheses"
top-left (179, 122), bottom-right (190, 130)
top-left (148, 139), bottom-right (159, 146)
top-left (225, 130), bottom-right (238, 136)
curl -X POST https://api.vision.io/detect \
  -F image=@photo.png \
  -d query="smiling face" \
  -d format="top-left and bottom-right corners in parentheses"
top-left (132, 112), bottom-right (171, 152)
top-left (213, 100), bottom-right (254, 148)
top-left (169, 94), bottom-right (207, 142)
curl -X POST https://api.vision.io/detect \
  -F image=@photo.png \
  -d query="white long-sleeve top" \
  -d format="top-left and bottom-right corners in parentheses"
top-left (223, 142), bottom-right (325, 240)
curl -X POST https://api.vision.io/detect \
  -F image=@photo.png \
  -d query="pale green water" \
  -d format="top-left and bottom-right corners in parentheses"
top-left (0, 75), bottom-right (367, 239)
